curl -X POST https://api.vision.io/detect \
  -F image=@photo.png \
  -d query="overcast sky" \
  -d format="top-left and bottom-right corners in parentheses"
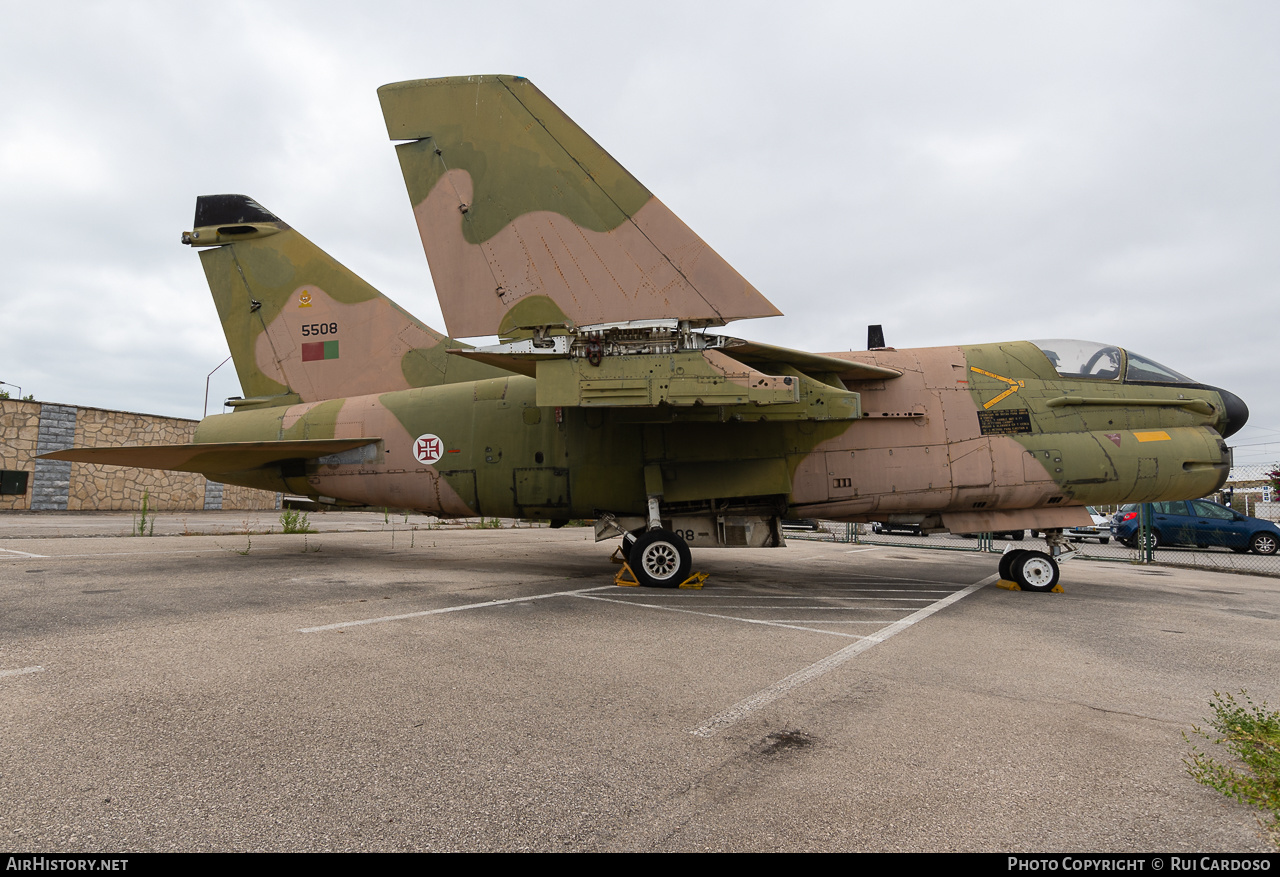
top-left (2, 1), bottom-right (1277, 465)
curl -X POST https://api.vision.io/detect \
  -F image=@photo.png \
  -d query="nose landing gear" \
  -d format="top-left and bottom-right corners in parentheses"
top-left (998, 529), bottom-right (1074, 593)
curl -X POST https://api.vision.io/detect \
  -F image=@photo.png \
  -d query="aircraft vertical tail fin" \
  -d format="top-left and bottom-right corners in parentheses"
top-left (184, 194), bottom-right (505, 406)
top-left (377, 75), bottom-right (782, 339)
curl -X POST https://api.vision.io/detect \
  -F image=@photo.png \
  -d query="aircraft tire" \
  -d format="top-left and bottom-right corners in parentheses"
top-left (1011, 550), bottom-right (1059, 593)
top-left (998, 549), bottom-right (1027, 582)
top-left (631, 530), bottom-right (692, 588)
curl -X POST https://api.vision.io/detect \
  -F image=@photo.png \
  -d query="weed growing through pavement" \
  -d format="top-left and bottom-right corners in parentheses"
top-left (1185, 689), bottom-right (1280, 848)
top-left (279, 508), bottom-right (313, 534)
top-left (133, 491), bottom-right (154, 536)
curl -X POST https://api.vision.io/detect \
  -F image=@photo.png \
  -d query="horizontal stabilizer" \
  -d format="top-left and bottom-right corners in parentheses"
top-left (40, 439), bottom-right (379, 475)
top-left (446, 346), bottom-right (538, 377)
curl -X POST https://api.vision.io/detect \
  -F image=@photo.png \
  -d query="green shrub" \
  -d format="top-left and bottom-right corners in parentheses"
top-left (279, 508), bottom-right (314, 534)
top-left (1185, 690), bottom-right (1280, 848)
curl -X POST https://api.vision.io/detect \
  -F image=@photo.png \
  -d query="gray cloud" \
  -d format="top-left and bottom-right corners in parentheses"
top-left (1, 0), bottom-right (1276, 460)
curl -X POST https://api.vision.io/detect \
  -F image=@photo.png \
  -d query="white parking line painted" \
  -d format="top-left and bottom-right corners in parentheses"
top-left (575, 593), bottom-right (867, 639)
top-left (604, 599), bottom-right (947, 604)
top-left (298, 585), bottom-right (615, 632)
top-left (689, 573), bottom-right (998, 737)
top-left (682, 605), bottom-right (932, 610)
top-left (0, 548), bottom-right (49, 558)
top-left (797, 547), bottom-right (885, 560)
top-left (608, 589), bottom-right (956, 597)
top-left (769, 620), bottom-right (907, 624)
top-left (1, 547), bottom-right (299, 560)
top-left (0, 666), bottom-right (45, 679)
top-left (839, 572), bottom-right (988, 586)
top-left (748, 570), bottom-right (986, 586)
top-left (606, 596), bottom-right (941, 603)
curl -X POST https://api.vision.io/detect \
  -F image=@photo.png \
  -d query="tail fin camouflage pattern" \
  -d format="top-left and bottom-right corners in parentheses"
top-left (378, 75), bottom-right (783, 339)
top-left (183, 194), bottom-right (504, 407)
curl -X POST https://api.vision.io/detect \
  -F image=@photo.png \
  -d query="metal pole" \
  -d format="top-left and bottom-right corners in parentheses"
top-left (1146, 499), bottom-right (1157, 560)
top-left (204, 355), bottom-right (233, 417)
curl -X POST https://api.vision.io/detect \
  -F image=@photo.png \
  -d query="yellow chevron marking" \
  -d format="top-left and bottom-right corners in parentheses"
top-left (970, 367), bottom-right (1026, 410)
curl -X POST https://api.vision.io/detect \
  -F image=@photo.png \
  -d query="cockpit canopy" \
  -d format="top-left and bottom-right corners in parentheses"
top-left (1031, 340), bottom-right (1195, 384)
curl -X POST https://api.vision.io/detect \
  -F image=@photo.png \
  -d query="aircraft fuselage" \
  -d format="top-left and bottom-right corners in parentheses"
top-left (193, 339), bottom-right (1233, 534)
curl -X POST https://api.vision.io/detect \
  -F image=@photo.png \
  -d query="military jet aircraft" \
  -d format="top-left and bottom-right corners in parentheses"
top-left (45, 75), bottom-right (1248, 592)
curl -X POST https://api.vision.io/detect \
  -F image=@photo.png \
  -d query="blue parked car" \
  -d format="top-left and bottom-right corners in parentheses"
top-left (1112, 500), bottom-right (1280, 554)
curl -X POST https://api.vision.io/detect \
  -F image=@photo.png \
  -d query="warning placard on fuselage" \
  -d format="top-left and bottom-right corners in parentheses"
top-left (977, 408), bottom-right (1033, 435)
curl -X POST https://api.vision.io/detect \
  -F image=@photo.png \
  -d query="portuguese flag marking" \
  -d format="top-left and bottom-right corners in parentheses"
top-left (302, 341), bottom-right (339, 362)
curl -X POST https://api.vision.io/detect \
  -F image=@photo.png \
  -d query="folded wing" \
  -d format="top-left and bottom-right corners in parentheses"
top-left (378, 75), bottom-right (782, 339)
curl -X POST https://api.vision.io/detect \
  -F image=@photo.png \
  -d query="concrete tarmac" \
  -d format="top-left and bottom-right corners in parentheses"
top-left (0, 512), bottom-right (1276, 852)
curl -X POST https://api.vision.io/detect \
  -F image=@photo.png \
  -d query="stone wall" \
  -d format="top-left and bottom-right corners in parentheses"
top-left (1, 399), bottom-right (278, 512)
top-left (32, 404), bottom-right (76, 510)
top-left (0, 401), bottom-right (41, 511)
top-left (68, 407), bottom-right (204, 511)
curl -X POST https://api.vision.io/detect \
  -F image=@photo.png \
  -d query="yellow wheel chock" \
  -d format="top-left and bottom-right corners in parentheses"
top-left (612, 561), bottom-right (708, 589)
top-left (614, 562), bottom-right (641, 586)
top-left (678, 572), bottom-right (709, 589)
top-left (997, 578), bottom-right (1064, 593)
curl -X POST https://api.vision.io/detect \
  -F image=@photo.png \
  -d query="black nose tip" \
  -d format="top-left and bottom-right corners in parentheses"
top-left (1214, 387), bottom-right (1249, 438)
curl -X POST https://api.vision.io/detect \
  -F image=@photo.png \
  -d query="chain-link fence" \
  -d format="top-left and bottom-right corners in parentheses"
top-left (785, 462), bottom-right (1280, 577)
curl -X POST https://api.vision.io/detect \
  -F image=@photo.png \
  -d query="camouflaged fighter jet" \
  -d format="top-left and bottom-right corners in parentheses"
top-left (44, 75), bottom-right (1248, 592)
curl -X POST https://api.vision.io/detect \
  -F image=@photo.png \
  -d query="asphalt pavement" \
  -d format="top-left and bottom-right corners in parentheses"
top-left (1, 512), bottom-right (1276, 851)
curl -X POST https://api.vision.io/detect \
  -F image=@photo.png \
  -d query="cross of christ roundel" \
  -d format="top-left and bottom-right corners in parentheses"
top-left (413, 434), bottom-right (444, 465)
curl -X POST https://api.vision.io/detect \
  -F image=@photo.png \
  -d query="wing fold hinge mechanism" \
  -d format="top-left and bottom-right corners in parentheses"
top-left (535, 350), bottom-right (860, 422)
top-left (448, 322), bottom-right (870, 422)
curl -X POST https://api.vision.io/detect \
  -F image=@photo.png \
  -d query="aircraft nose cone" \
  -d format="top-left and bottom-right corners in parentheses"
top-left (1213, 387), bottom-right (1249, 438)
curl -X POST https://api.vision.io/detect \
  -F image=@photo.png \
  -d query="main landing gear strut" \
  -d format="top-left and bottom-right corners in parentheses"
top-left (997, 529), bottom-right (1076, 593)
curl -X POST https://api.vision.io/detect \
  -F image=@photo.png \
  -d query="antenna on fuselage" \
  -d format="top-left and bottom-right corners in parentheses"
top-left (867, 325), bottom-right (886, 350)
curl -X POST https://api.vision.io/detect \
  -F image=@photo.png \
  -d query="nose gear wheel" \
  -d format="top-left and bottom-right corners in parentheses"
top-left (629, 529), bottom-right (693, 588)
